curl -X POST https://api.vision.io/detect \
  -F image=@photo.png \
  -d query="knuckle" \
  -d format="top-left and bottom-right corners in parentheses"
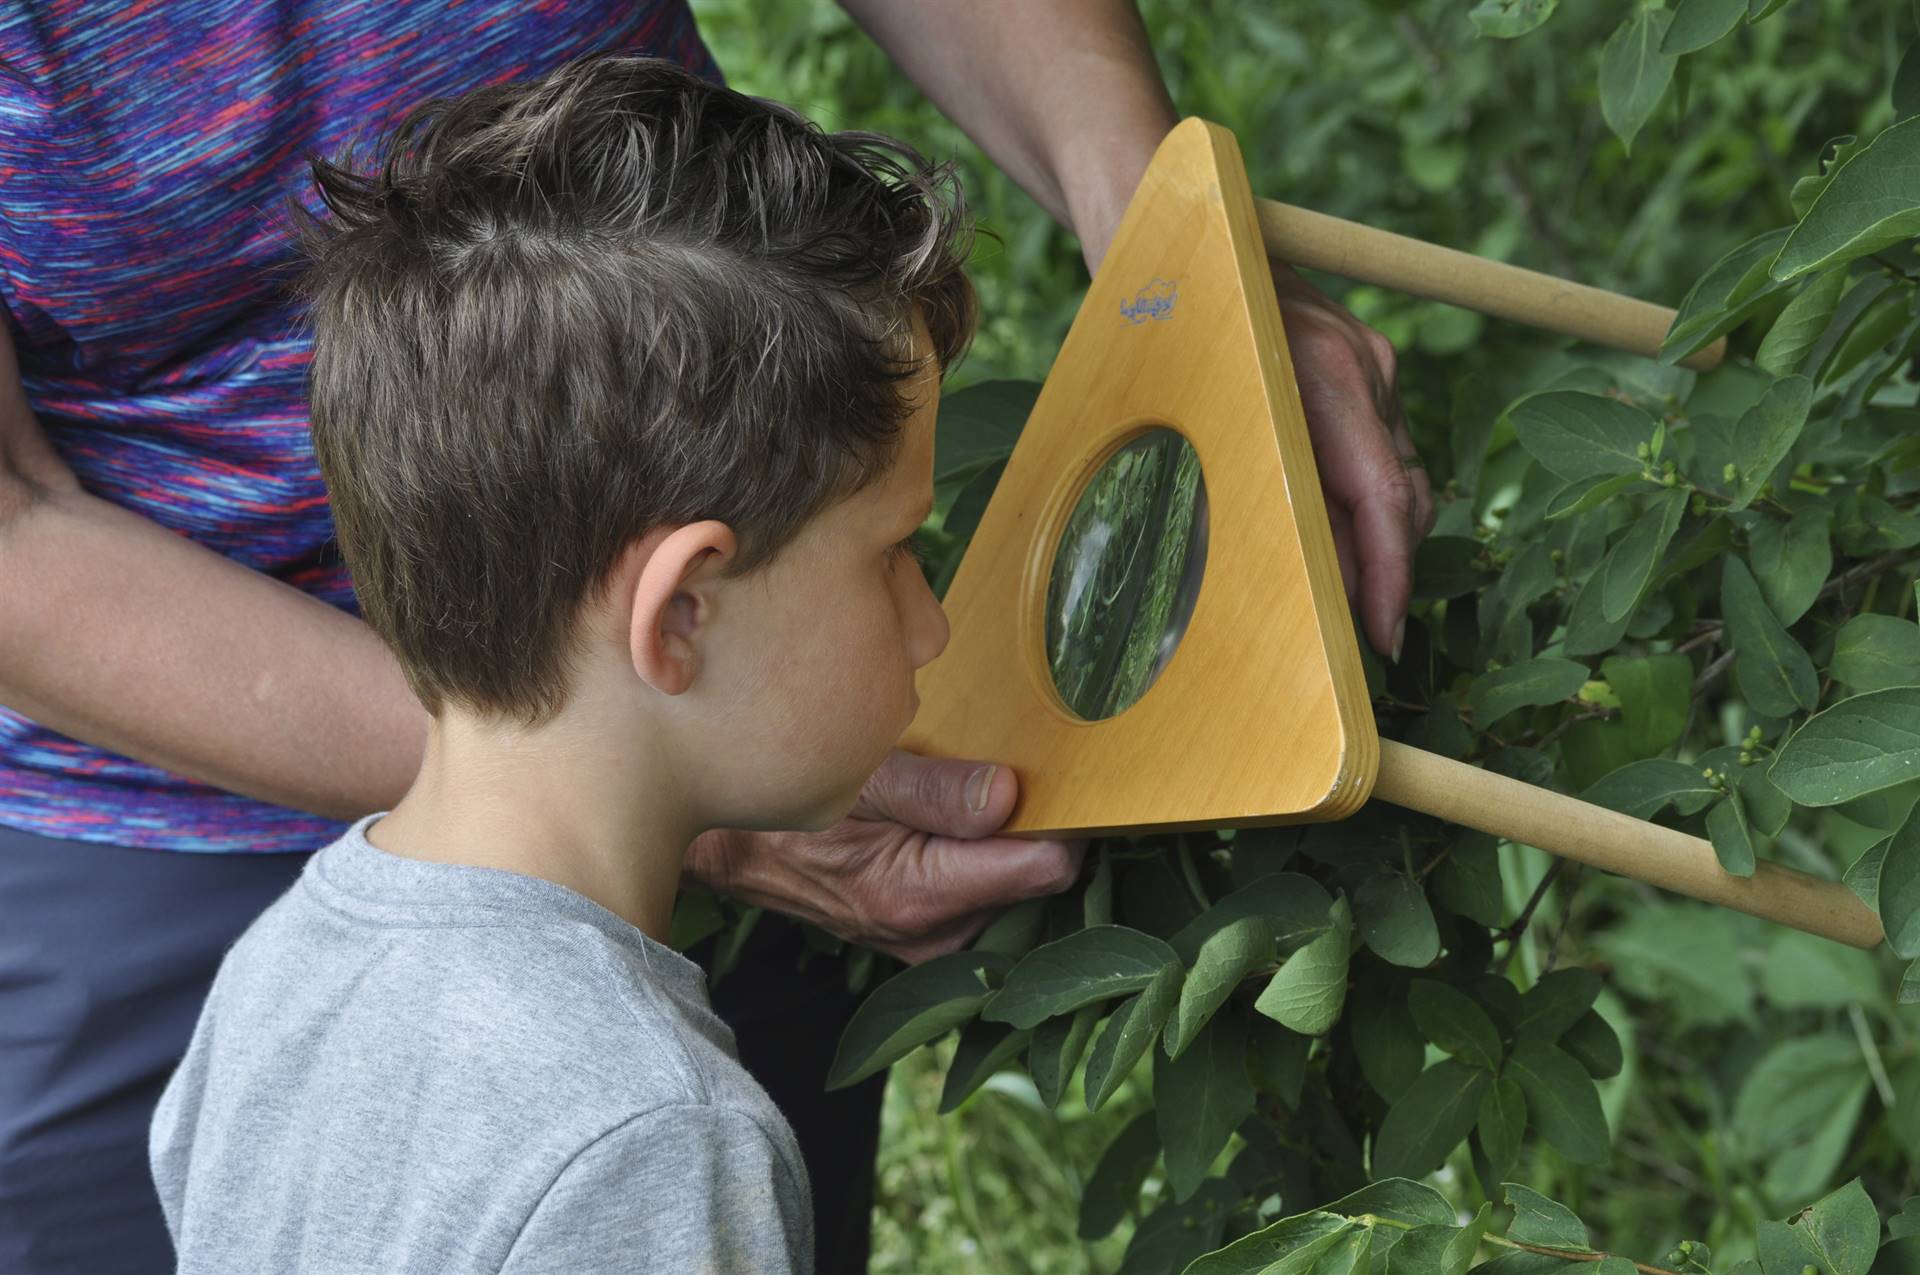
top-left (1364, 328), bottom-right (1397, 373)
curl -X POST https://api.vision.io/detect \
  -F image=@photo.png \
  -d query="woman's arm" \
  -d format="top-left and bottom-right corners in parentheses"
top-left (0, 317), bottom-right (428, 820)
top-left (838, 0), bottom-right (1437, 659)
top-left (836, 0), bottom-right (1173, 272)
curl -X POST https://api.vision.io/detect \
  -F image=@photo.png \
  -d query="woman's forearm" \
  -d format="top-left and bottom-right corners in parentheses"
top-left (838, 0), bottom-right (1178, 269)
top-left (0, 482), bottom-right (429, 821)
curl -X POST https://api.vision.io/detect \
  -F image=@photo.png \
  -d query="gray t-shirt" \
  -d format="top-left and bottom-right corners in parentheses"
top-left (150, 813), bottom-right (813, 1274)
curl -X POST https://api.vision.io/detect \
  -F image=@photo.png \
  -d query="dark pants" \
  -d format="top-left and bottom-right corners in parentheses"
top-left (0, 825), bottom-right (884, 1274)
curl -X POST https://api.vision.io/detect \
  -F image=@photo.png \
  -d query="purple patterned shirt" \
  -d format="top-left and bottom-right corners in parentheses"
top-left (0, 0), bottom-right (720, 851)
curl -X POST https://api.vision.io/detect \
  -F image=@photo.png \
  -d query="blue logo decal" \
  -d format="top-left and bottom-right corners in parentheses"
top-left (1120, 277), bottom-right (1178, 324)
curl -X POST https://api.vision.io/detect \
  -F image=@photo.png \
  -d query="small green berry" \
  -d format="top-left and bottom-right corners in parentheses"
top-left (1723, 462), bottom-right (1738, 482)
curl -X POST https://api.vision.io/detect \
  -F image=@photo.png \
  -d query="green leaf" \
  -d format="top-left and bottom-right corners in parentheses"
top-left (1409, 979), bottom-right (1504, 1070)
top-left (1731, 1034), bottom-right (1868, 1155)
top-left (1126, 1179), bottom-right (1240, 1274)
top-left (1468, 657), bottom-right (1591, 726)
top-left (1789, 1175), bottom-right (1881, 1275)
top-left (1392, 1201), bottom-right (1496, 1275)
top-left (1591, 902), bottom-right (1755, 1029)
top-left (1723, 555), bottom-right (1820, 716)
top-left (1510, 391), bottom-right (1655, 481)
top-left (1747, 0), bottom-right (1795, 19)
top-left (1029, 1005), bottom-right (1099, 1107)
top-left (1355, 872), bottom-right (1441, 968)
top-left (1564, 569), bottom-right (1630, 657)
top-left (1761, 928), bottom-right (1881, 1008)
top-left (1179, 1212), bottom-right (1355, 1275)
top-left (1749, 508), bottom-right (1832, 626)
top-left (1771, 688), bottom-right (1920, 805)
top-left (1846, 838), bottom-right (1889, 911)
top-left (1468, 0), bottom-right (1558, 38)
top-left (934, 380), bottom-right (1037, 481)
top-left (1757, 268), bottom-right (1850, 375)
top-left (972, 897), bottom-right (1048, 960)
top-left (1707, 789), bottom-right (1758, 876)
top-left (1085, 847), bottom-right (1114, 927)
top-left (1502, 1182), bottom-right (1594, 1252)
top-left (1897, 38), bottom-right (1920, 119)
top-left (1880, 802), bottom-right (1920, 958)
top-left (1084, 963), bottom-right (1184, 1112)
top-left (1601, 653), bottom-right (1693, 757)
top-left (1371, 1058), bottom-right (1492, 1180)
top-left (1601, 491), bottom-right (1688, 621)
top-left (1582, 757), bottom-right (1719, 818)
top-left (1169, 872), bottom-right (1334, 964)
top-left (1351, 980), bottom-right (1427, 1102)
top-left (1661, 229), bottom-right (1795, 362)
top-left (1324, 1178), bottom-right (1460, 1228)
top-left (1078, 1111), bottom-right (1159, 1240)
top-left (1832, 614), bottom-right (1920, 692)
top-left (1416, 536), bottom-right (1495, 601)
top-left (1433, 834), bottom-right (1505, 927)
top-left (1545, 471), bottom-right (1647, 521)
top-left (1561, 1010), bottom-right (1624, 1079)
top-left (982, 925), bottom-right (1180, 1028)
top-left (827, 950), bottom-right (1008, 1089)
top-left (1166, 915), bottom-right (1274, 1059)
top-left (939, 1019), bottom-right (1032, 1113)
top-left (1255, 896), bottom-right (1353, 1035)
top-left (1247, 1015), bottom-right (1311, 1107)
top-left (1480, 541), bottom-right (1557, 661)
top-left (1773, 116), bottom-right (1920, 281)
top-left (1155, 1006), bottom-right (1256, 1203)
top-left (1514, 967), bottom-right (1602, 1042)
top-left (1507, 1039), bottom-right (1610, 1164)
top-left (1741, 761), bottom-right (1794, 837)
top-left (1661, 0), bottom-right (1745, 52)
top-left (1599, 9), bottom-right (1678, 153)
top-left (1477, 1077), bottom-right (1527, 1179)
top-left (1726, 376), bottom-right (1814, 509)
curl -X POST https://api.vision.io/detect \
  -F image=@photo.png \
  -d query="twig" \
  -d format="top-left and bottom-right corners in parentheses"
top-left (1691, 650), bottom-right (1735, 695)
top-left (1496, 858), bottom-right (1567, 946)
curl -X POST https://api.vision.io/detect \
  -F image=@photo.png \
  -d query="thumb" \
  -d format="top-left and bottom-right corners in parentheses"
top-left (853, 749), bottom-right (1017, 839)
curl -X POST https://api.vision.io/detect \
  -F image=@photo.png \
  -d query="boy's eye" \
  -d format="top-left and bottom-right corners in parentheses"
top-left (888, 536), bottom-right (928, 569)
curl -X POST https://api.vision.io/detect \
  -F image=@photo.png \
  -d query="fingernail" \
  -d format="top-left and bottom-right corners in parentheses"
top-left (1391, 618), bottom-right (1405, 664)
top-left (967, 765), bottom-right (997, 814)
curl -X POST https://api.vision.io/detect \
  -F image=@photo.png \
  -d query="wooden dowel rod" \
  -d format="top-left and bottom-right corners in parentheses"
top-left (1372, 739), bottom-right (1883, 950)
top-left (1256, 200), bottom-right (1728, 373)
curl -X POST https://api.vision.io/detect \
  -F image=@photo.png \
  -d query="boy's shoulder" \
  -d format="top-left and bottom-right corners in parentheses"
top-left (213, 830), bottom-right (748, 1113)
top-left (151, 827), bottom-right (814, 1273)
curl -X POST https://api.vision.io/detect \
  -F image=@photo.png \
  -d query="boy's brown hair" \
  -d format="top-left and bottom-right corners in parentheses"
top-left (288, 53), bottom-right (976, 725)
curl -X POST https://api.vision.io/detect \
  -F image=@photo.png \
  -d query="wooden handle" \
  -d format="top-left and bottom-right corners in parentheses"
top-left (1256, 200), bottom-right (1726, 373)
top-left (1372, 740), bottom-right (1883, 949)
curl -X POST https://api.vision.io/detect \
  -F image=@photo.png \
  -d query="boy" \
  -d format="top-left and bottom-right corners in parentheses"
top-left (148, 52), bottom-right (975, 1273)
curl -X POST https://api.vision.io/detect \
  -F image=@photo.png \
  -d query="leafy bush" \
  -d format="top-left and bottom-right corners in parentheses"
top-left (694, 0), bottom-right (1920, 1271)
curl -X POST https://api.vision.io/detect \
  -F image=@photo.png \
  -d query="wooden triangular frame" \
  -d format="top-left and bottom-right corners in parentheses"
top-left (901, 118), bottom-right (1377, 836)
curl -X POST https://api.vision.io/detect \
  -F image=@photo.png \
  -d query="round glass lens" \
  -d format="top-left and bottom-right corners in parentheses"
top-left (1044, 428), bottom-right (1208, 720)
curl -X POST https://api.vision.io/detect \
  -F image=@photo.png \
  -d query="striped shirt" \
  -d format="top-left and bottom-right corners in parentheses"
top-left (0, 1), bottom-right (720, 851)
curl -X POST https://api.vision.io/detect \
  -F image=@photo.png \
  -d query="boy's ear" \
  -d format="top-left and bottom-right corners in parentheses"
top-left (627, 521), bottom-right (737, 696)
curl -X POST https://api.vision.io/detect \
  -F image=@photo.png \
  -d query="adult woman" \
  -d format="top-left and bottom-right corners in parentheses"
top-left (0, 3), bottom-right (1428, 1271)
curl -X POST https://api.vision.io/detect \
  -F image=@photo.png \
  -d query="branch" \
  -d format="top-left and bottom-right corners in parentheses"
top-left (1495, 858), bottom-right (1567, 946)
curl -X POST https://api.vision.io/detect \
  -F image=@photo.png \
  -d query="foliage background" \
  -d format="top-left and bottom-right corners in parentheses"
top-left (688, 2), bottom-right (1920, 1273)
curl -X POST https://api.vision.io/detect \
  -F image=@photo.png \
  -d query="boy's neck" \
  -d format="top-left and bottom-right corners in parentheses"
top-left (367, 709), bottom-right (699, 946)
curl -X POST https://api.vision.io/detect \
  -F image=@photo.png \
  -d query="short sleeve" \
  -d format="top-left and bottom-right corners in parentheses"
top-left (499, 1104), bottom-right (813, 1274)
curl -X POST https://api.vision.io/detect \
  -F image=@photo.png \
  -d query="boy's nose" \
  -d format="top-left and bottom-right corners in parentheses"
top-left (911, 581), bottom-right (950, 669)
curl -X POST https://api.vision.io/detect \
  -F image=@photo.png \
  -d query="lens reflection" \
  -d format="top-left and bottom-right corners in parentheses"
top-left (1045, 429), bottom-right (1208, 721)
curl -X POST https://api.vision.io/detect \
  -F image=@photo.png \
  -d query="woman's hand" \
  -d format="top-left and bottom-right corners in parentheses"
top-left (685, 750), bottom-right (1084, 965)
